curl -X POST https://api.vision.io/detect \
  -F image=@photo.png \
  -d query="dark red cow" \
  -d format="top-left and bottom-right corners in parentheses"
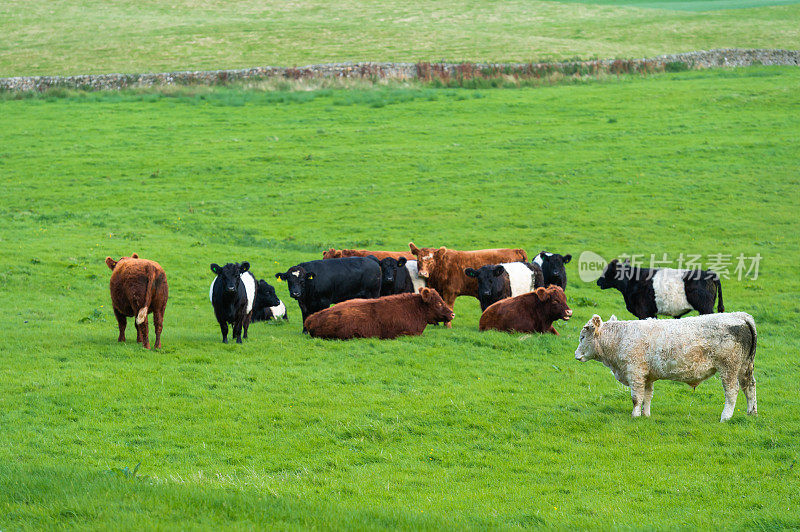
top-left (323, 248), bottom-right (415, 261)
top-left (479, 285), bottom-right (572, 335)
top-left (304, 287), bottom-right (454, 340)
top-left (409, 242), bottom-right (527, 308)
top-left (106, 253), bottom-right (168, 349)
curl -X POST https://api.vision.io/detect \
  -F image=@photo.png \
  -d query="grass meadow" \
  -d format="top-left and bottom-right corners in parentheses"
top-left (1, 0), bottom-right (800, 76)
top-left (1, 66), bottom-right (799, 528)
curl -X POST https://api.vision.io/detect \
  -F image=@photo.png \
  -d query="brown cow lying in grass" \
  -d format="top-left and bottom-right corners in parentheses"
top-left (106, 253), bottom-right (168, 349)
top-left (323, 248), bottom-right (415, 261)
top-left (409, 242), bottom-right (527, 308)
top-left (479, 286), bottom-right (572, 334)
top-left (304, 287), bottom-right (454, 340)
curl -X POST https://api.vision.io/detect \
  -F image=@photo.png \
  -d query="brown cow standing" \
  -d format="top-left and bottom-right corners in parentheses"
top-left (408, 242), bottom-right (527, 308)
top-left (322, 248), bottom-right (415, 261)
top-left (105, 253), bottom-right (168, 349)
top-left (479, 286), bottom-right (572, 335)
top-left (304, 287), bottom-right (455, 340)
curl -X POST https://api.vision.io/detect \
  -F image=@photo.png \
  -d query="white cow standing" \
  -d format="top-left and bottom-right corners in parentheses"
top-left (575, 313), bottom-right (757, 422)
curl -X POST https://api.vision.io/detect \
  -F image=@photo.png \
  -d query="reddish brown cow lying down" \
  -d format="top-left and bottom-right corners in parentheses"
top-left (106, 253), bottom-right (168, 349)
top-left (304, 287), bottom-right (455, 340)
top-left (322, 248), bottom-right (415, 261)
top-left (479, 286), bottom-right (572, 335)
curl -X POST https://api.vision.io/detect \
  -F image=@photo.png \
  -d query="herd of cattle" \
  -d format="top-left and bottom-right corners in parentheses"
top-left (104, 243), bottom-right (757, 421)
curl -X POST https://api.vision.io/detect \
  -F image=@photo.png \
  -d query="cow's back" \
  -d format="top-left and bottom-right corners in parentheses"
top-left (605, 313), bottom-right (755, 381)
top-left (342, 249), bottom-right (415, 261)
top-left (110, 259), bottom-right (166, 316)
top-left (301, 257), bottom-right (381, 303)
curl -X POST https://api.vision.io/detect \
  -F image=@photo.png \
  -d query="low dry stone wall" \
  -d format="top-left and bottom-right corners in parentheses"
top-left (2, 49), bottom-right (798, 92)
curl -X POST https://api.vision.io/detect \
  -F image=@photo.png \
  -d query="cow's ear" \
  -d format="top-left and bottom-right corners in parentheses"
top-left (591, 314), bottom-right (603, 330)
top-left (211, 263), bottom-right (221, 275)
top-left (275, 272), bottom-right (285, 281)
top-left (409, 242), bottom-right (419, 254)
top-left (464, 268), bottom-right (478, 278)
top-left (131, 253), bottom-right (139, 259)
top-left (306, 272), bottom-right (315, 281)
top-left (420, 287), bottom-right (432, 302)
top-left (106, 257), bottom-right (117, 270)
top-left (239, 261), bottom-right (250, 273)
top-left (366, 255), bottom-right (379, 263)
top-left (397, 257), bottom-right (407, 267)
top-left (493, 266), bottom-right (505, 277)
top-left (535, 287), bottom-right (548, 301)
top-left (563, 254), bottom-right (572, 264)
top-left (609, 315), bottom-right (618, 322)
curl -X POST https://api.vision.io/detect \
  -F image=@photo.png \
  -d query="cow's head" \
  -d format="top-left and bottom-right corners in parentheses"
top-left (534, 285), bottom-right (572, 322)
top-left (376, 257), bottom-right (406, 288)
top-left (254, 279), bottom-right (281, 309)
top-left (211, 262), bottom-right (249, 293)
top-left (409, 242), bottom-right (444, 279)
top-left (105, 253), bottom-right (139, 270)
top-left (533, 251), bottom-right (571, 289)
top-left (419, 287), bottom-right (455, 324)
top-left (465, 265), bottom-right (507, 299)
top-left (596, 259), bottom-right (626, 289)
top-left (322, 248), bottom-right (341, 259)
top-left (575, 314), bottom-right (617, 361)
top-left (275, 266), bottom-right (314, 300)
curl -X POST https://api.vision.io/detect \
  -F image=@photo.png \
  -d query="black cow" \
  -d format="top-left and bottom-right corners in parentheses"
top-left (210, 262), bottom-right (256, 343)
top-left (464, 262), bottom-right (545, 311)
top-left (532, 251), bottom-right (571, 289)
top-left (252, 279), bottom-right (288, 322)
top-left (597, 259), bottom-right (724, 319)
top-left (370, 256), bottom-right (415, 296)
top-left (275, 257), bottom-right (381, 331)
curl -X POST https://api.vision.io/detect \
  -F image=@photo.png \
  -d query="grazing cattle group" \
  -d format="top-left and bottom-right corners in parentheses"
top-left (104, 242), bottom-right (757, 422)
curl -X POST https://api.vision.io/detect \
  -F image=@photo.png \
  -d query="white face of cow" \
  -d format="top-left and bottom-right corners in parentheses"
top-left (575, 315), bottom-right (603, 362)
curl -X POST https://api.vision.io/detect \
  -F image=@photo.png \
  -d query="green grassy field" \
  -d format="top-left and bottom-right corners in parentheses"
top-left (1, 67), bottom-right (799, 528)
top-left (2, 0), bottom-right (800, 76)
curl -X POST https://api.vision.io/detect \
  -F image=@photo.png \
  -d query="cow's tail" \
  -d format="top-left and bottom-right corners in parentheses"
top-left (136, 266), bottom-right (156, 325)
top-left (743, 314), bottom-right (757, 364)
top-left (714, 275), bottom-right (724, 313)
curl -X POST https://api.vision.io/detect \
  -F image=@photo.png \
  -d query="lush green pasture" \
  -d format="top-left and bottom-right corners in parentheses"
top-left (1, 67), bottom-right (800, 528)
top-left (2, 0), bottom-right (800, 76)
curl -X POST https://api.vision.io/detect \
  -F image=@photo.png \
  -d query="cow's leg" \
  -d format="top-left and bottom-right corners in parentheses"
top-left (643, 380), bottom-right (655, 417)
top-left (548, 325), bottom-right (560, 335)
top-left (114, 309), bottom-right (127, 342)
top-left (719, 370), bottom-right (739, 422)
top-left (233, 319), bottom-right (243, 344)
top-left (139, 315), bottom-right (150, 350)
top-left (136, 322), bottom-right (143, 343)
top-left (153, 308), bottom-right (164, 349)
top-left (243, 312), bottom-right (251, 339)
top-left (630, 379), bottom-right (645, 418)
top-left (740, 363), bottom-right (757, 416)
top-left (219, 321), bottom-right (229, 343)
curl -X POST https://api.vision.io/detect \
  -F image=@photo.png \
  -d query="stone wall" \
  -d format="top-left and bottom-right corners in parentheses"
top-left (2, 49), bottom-right (798, 92)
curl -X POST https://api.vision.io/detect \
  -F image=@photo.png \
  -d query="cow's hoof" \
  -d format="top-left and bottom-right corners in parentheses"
top-left (222, 339), bottom-right (228, 344)
top-left (236, 339), bottom-right (243, 344)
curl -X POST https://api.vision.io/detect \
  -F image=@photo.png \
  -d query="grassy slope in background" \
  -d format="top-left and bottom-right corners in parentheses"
top-left (0, 0), bottom-right (799, 76)
top-left (0, 67), bottom-right (798, 527)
